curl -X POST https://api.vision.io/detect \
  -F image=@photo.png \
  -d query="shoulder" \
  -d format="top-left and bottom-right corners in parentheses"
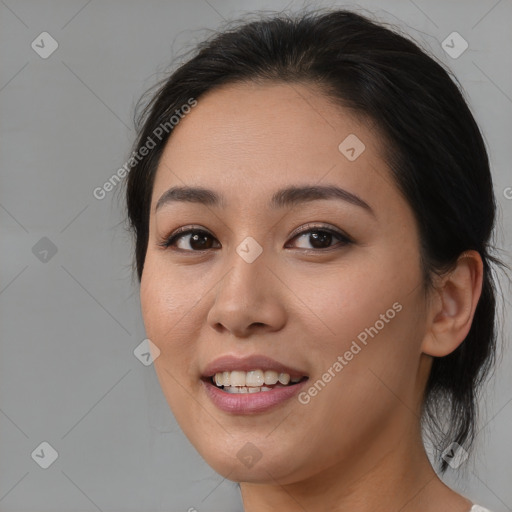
top-left (471, 505), bottom-right (494, 512)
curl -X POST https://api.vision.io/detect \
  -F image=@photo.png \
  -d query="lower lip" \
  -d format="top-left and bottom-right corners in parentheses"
top-left (202, 378), bottom-right (308, 414)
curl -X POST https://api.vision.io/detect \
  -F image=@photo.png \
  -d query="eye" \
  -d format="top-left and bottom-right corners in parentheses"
top-left (159, 224), bottom-right (352, 252)
top-left (286, 224), bottom-right (352, 251)
top-left (159, 227), bottom-right (220, 252)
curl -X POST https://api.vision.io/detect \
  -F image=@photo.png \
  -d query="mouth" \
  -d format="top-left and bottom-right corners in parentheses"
top-left (200, 370), bottom-right (310, 414)
top-left (202, 370), bottom-right (309, 394)
top-left (200, 354), bottom-right (310, 413)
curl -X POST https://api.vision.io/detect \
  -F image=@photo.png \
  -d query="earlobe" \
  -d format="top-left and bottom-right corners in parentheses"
top-left (421, 250), bottom-right (484, 357)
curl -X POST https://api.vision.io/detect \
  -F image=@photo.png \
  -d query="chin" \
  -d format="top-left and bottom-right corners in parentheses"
top-left (195, 438), bottom-right (305, 485)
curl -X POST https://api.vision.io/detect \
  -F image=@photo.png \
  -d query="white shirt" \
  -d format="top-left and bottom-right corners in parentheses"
top-left (471, 505), bottom-right (493, 512)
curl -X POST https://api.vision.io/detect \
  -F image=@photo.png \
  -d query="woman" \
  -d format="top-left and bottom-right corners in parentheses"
top-left (125, 8), bottom-right (506, 511)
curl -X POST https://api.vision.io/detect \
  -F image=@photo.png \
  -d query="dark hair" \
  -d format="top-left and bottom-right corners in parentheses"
top-left (125, 8), bottom-right (507, 472)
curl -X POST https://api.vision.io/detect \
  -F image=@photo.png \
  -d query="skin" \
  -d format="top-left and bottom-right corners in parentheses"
top-left (139, 81), bottom-right (483, 512)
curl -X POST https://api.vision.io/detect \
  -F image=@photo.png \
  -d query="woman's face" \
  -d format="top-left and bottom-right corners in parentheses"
top-left (140, 81), bottom-right (433, 484)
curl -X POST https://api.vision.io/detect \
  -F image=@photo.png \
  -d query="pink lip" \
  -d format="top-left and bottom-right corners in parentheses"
top-left (201, 377), bottom-right (309, 414)
top-left (201, 354), bottom-right (308, 379)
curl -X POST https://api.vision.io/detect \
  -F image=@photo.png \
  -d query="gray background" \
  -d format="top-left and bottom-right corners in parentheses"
top-left (1, 0), bottom-right (511, 511)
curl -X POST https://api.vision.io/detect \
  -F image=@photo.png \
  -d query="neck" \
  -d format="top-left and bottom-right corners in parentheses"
top-left (239, 419), bottom-right (472, 512)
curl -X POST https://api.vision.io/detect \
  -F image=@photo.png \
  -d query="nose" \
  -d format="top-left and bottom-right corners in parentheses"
top-left (206, 250), bottom-right (287, 338)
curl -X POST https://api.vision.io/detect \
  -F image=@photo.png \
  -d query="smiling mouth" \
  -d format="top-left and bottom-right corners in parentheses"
top-left (202, 369), bottom-right (309, 394)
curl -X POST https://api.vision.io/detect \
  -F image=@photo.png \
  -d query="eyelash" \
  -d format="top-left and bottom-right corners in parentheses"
top-left (158, 223), bottom-right (353, 253)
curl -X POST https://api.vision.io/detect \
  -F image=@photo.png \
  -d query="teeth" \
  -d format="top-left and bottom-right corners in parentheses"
top-left (212, 369), bottom-right (304, 388)
top-left (264, 370), bottom-right (278, 385)
top-left (246, 370), bottom-right (265, 387)
top-left (278, 373), bottom-right (290, 385)
top-left (230, 371), bottom-right (246, 387)
top-left (223, 385), bottom-right (274, 393)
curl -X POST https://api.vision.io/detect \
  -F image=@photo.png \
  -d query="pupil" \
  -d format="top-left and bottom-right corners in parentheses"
top-left (191, 232), bottom-right (213, 250)
top-left (310, 231), bottom-right (331, 248)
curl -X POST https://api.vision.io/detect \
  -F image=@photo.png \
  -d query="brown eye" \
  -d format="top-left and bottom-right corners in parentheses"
top-left (160, 225), bottom-right (352, 253)
top-left (160, 229), bottom-right (220, 251)
top-left (287, 227), bottom-right (352, 250)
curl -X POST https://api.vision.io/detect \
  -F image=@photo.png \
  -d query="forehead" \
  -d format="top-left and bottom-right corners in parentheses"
top-left (151, 81), bottom-right (394, 212)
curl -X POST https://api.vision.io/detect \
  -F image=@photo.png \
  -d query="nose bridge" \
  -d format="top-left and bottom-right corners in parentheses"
top-left (207, 238), bottom-right (286, 335)
top-left (219, 237), bottom-right (269, 305)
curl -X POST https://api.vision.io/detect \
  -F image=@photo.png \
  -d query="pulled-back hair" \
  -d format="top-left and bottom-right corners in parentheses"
top-left (125, 8), bottom-right (507, 472)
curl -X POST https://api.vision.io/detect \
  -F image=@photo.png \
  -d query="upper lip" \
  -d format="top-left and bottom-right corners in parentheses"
top-left (201, 354), bottom-right (308, 379)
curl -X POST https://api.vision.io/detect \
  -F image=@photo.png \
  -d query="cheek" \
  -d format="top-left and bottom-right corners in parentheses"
top-left (140, 249), bottom-right (198, 328)
top-left (139, 255), bottom-right (201, 372)
top-left (139, 258), bottom-right (204, 422)
top-left (292, 255), bottom-right (414, 350)
top-left (290, 250), bottom-right (425, 401)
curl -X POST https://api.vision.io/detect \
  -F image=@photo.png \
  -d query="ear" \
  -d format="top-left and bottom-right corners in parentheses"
top-left (421, 250), bottom-right (484, 357)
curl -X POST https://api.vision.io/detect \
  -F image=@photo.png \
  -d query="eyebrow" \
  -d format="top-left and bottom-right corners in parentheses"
top-left (155, 184), bottom-right (375, 216)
